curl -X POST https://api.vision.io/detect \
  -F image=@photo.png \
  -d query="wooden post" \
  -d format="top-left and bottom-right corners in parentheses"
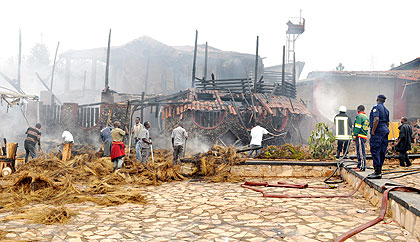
top-left (292, 51), bottom-right (296, 97)
top-left (191, 30), bottom-right (198, 88)
top-left (83, 70), bottom-right (87, 96)
top-left (36, 101), bottom-right (40, 123)
top-left (17, 29), bottom-right (22, 90)
top-left (65, 57), bottom-right (71, 91)
top-left (204, 41), bottom-right (208, 81)
top-left (105, 29), bottom-right (111, 89)
top-left (140, 92), bottom-right (145, 123)
top-left (91, 59), bottom-right (97, 89)
top-left (144, 56), bottom-right (150, 93)
top-left (50, 41), bottom-right (60, 105)
top-left (282, 45), bottom-right (286, 96)
top-left (254, 36), bottom-right (259, 91)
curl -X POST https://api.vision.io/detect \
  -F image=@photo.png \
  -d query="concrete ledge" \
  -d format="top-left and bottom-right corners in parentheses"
top-left (181, 160), bottom-right (338, 178)
top-left (341, 167), bottom-right (420, 239)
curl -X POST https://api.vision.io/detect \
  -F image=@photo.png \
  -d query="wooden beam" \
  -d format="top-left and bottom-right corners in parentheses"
top-left (204, 41), bottom-right (208, 81)
top-left (191, 30), bottom-right (198, 88)
top-left (50, 41), bottom-right (60, 105)
top-left (282, 45), bottom-right (286, 96)
top-left (254, 36), bottom-right (259, 90)
top-left (105, 29), bottom-right (111, 89)
top-left (17, 29), bottom-right (22, 90)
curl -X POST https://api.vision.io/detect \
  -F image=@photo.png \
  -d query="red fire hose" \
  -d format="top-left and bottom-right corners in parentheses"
top-left (243, 181), bottom-right (335, 189)
top-left (241, 178), bottom-right (365, 199)
top-left (334, 184), bottom-right (420, 242)
top-left (242, 180), bottom-right (420, 241)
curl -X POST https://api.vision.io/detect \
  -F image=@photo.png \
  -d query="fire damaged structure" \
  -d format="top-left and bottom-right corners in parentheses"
top-left (126, 73), bottom-right (311, 146)
top-left (22, 22), bottom-right (312, 148)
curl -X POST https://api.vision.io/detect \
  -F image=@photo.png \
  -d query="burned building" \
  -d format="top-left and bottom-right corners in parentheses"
top-left (59, 36), bottom-right (263, 103)
top-left (24, 27), bottom-right (312, 148)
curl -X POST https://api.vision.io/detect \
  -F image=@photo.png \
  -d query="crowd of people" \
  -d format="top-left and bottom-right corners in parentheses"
top-left (22, 94), bottom-right (418, 177)
top-left (99, 118), bottom-right (188, 172)
top-left (333, 94), bottom-right (416, 179)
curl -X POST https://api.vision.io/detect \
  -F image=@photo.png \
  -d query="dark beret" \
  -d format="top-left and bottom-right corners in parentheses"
top-left (377, 94), bottom-right (386, 100)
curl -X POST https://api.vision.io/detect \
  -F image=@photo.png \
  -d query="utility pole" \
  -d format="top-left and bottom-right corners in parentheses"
top-left (105, 29), bottom-right (111, 90)
top-left (281, 45), bottom-right (285, 96)
top-left (292, 52), bottom-right (296, 87)
top-left (50, 41), bottom-right (60, 105)
top-left (254, 36), bottom-right (259, 91)
top-left (191, 30), bottom-right (198, 88)
top-left (204, 41), bottom-right (208, 81)
top-left (17, 29), bottom-right (22, 90)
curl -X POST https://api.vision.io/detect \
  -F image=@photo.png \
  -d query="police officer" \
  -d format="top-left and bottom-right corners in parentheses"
top-left (367, 94), bottom-right (390, 179)
top-left (334, 106), bottom-right (352, 159)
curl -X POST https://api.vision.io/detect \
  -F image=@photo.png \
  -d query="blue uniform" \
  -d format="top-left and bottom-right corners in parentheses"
top-left (369, 103), bottom-right (390, 168)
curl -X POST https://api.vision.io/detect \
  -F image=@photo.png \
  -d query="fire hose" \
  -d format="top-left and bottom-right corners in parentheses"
top-left (334, 184), bottom-right (420, 242)
top-left (324, 138), bottom-right (357, 184)
top-left (241, 178), bottom-right (363, 199)
top-left (241, 180), bottom-right (420, 241)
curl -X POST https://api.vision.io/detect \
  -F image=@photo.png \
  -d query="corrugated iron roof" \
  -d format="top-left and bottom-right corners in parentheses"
top-left (253, 93), bottom-right (311, 116)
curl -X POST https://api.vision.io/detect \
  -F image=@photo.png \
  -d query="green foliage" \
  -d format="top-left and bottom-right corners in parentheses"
top-left (258, 144), bottom-right (311, 160)
top-left (411, 144), bottom-right (419, 154)
top-left (308, 122), bottom-right (335, 160)
top-left (335, 63), bottom-right (345, 71)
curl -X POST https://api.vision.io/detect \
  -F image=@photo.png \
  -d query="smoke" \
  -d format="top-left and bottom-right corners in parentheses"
top-left (313, 83), bottom-right (339, 122)
top-left (185, 136), bottom-right (211, 154)
top-left (0, 104), bottom-right (30, 151)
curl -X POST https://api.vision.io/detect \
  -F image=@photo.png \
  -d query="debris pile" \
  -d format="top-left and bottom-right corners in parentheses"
top-left (190, 145), bottom-right (246, 182)
top-left (0, 145), bottom-right (246, 224)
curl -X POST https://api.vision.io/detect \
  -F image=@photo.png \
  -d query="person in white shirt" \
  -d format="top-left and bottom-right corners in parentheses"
top-left (249, 122), bottom-right (274, 157)
top-left (61, 130), bottom-right (74, 161)
top-left (139, 121), bottom-right (152, 163)
top-left (132, 117), bottom-right (143, 162)
top-left (171, 123), bottom-right (188, 165)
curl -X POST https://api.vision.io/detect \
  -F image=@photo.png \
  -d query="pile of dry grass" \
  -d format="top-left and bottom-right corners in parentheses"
top-left (0, 144), bottom-right (242, 225)
top-left (189, 145), bottom-right (245, 182)
top-left (0, 147), bottom-right (185, 211)
top-left (1, 206), bottom-right (74, 225)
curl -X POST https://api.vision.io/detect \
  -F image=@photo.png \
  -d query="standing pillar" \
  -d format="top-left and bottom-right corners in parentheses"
top-left (91, 59), bottom-right (97, 90)
top-left (64, 57), bottom-right (71, 91)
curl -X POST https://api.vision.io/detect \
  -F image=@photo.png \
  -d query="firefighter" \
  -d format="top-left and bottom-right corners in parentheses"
top-left (352, 105), bottom-right (369, 171)
top-left (334, 106), bottom-right (352, 159)
top-left (367, 94), bottom-right (390, 179)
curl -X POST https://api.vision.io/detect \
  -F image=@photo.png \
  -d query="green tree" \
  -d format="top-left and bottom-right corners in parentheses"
top-left (335, 63), bottom-right (345, 71)
top-left (308, 122), bottom-right (335, 160)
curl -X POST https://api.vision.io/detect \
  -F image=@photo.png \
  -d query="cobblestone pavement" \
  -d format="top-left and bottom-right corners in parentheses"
top-left (0, 178), bottom-right (418, 242)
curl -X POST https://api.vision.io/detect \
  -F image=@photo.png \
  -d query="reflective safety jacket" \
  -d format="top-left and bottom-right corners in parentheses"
top-left (334, 112), bottom-right (352, 140)
top-left (352, 112), bottom-right (369, 139)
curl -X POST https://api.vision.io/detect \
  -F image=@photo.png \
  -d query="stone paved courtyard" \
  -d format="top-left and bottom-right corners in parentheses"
top-left (0, 178), bottom-right (418, 242)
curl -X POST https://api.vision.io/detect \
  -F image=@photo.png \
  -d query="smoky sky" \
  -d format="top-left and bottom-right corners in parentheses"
top-left (0, 0), bottom-right (419, 80)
